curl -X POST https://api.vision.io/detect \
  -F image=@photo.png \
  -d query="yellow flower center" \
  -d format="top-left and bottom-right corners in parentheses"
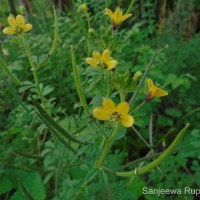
top-left (14, 25), bottom-right (23, 34)
top-left (97, 60), bottom-right (108, 69)
top-left (109, 112), bottom-right (122, 123)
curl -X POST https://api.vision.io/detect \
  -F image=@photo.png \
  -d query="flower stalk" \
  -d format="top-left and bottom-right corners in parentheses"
top-left (95, 124), bottom-right (120, 168)
top-left (131, 101), bottom-right (146, 114)
top-left (22, 37), bottom-right (46, 107)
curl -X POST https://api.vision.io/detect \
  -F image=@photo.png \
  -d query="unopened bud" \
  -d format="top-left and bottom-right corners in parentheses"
top-left (79, 3), bottom-right (87, 13)
top-left (9, 14), bottom-right (14, 18)
top-left (88, 28), bottom-right (97, 38)
top-left (20, 6), bottom-right (26, 15)
top-left (133, 71), bottom-right (143, 82)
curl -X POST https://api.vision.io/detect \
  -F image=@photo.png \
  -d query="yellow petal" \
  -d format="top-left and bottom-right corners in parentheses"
top-left (113, 8), bottom-right (122, 25)
top-left (102, 98), bottom-right (116, 110)
top-left (147, 79), bottom-right (154, 91)
top-left (93, 107), bottom-right (110, 120)
top-left (154, 88), bottom-right (168, 97)
top-left (105, 8), bottom-right (114, 20)
top-left (85, 58), bottom-right (98, 68)
top-left (22, 24), bottom-right (32, 32)
top-left (16, 15), bottom-right (25, 26)
top-left (117, 102), bottom-right (130, 115)
top-left (8, 16), bottom-right (16, 27)
top-left (106, 60), bottom-right (118, 70)
top-left (120, 114), bottom-right (134, 127)
top-left (93, 50), bottom-right (101, 60)
top-left (102, 49), bottom-right (111, 61)
top-left (120, 13), bottom-right (132, 23)
top-left (3, 27), bottom-right (14, 34)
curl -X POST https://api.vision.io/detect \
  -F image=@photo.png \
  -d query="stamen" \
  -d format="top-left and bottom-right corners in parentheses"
top-left (97, 60), bottom-right (108, 69)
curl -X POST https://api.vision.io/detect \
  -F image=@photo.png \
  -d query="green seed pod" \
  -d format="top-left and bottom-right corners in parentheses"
top-left (133, 71), bottom-right (143, 82)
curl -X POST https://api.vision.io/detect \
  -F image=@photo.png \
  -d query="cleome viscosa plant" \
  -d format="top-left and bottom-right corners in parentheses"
top-left (0, 3), bottom-right (190, 200)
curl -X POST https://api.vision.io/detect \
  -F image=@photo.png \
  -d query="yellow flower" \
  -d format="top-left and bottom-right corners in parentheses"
top-left (85, 49), bottom-right (118, 70)
top-left (105, 8), bottom-right (132, 29)
top-left (3, 15), bottom-right (32, 35)
top-left (145, 79), bottom-right (168, 101)
top-left (93, 98), bottom-right (134, 127)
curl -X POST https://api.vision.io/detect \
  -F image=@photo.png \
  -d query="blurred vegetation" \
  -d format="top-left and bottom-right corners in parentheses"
top-left (0, 0), bottom-right (200, 199)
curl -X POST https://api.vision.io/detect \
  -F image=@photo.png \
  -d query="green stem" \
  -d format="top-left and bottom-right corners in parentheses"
top-left (22, 37), bottom-right (46, 107)
top-left (106, 71), bottom-right (111, 97)
top-left (95, 124), bottom-right (120, 168)
top-left (49, 6), bottom-right (59, 56)
top-left (116, 123), bottom-right (190, 177)
top-left (126, 0), bottom-right (135, 14)
top-left (129, 49), bottom-right (159, 106)
top-left (86, 9), bottom-right (91, 55)
top-left (131, 126), bottom-right (150, 148)
top-left (72, 0), bottom-right (88, 39)
top-left (70, 45), bottom-right (90, 115)
top-left (131, 101), bottom-right (146, 114)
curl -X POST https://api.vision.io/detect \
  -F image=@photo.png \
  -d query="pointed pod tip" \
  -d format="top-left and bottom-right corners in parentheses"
top-left (185, 123), bottom-right (190, 128)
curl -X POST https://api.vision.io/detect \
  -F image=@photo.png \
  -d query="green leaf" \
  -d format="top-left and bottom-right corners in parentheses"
top-left (164, 74), bottom-right (177, 86)
top-left (42, 85), bottom-right (54, 96)
top-left (0, 176), bottom-right (14, 196)
top-left (133, 108), bottom-right (146, 117)
top-left (85, 168), bottom-right (99, 183)
top-left (115, 125), bottom-right (127, 140)
top-left (19, 85), bottom-right (34, 93)
top-left (98, 170), bottom-right (108, 186)
top-left (165, 108), bottom-right (182, 118)
top-left (157, 116), bottom-right (173, 126)
top-left (134, 117), bottom-right (145, 128)
top-left (18, 179), bottom-right (35, 200)
top-left (7, 170), bottom-right (46, 200)
top-left (127, 176), bottom-right (146, 198)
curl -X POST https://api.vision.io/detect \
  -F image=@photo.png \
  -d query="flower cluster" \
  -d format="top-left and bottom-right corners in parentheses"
top-left (84, 7), bottom-right (168, 128)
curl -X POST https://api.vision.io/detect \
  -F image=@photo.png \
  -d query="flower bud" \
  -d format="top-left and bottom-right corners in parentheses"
top-left (133, 71), bottom-right (143, 82)
top-left (88, 28), bottom-right (97, 38)
top-left (79, 3), bottom-right (87, 13)
top-left (20, 6), bottom-right (26, 15)
top-left (9, 14), bottom-right (14, 18)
